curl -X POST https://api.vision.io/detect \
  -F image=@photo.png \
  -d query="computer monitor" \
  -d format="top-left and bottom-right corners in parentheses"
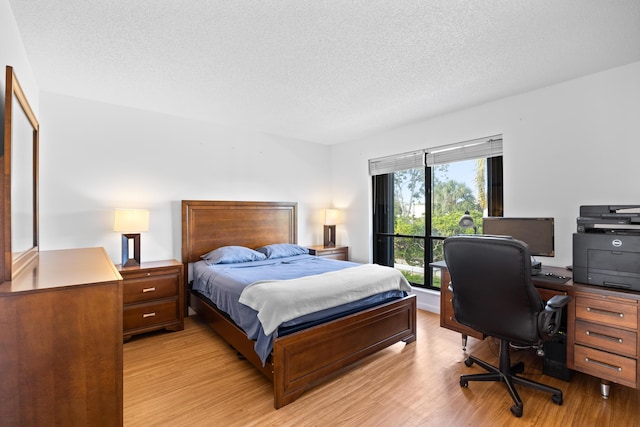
top-left (482, 217), bottom-right (555, 257)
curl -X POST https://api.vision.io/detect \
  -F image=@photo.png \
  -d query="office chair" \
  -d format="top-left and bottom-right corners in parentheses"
top-left (443, 235), bottom-right (570, 418)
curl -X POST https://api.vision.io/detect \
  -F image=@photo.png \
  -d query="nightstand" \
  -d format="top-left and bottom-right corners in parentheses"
top-left (117, 259), bottom-right (184, 341)
top-left (307, 245), bottom-right (349, 261)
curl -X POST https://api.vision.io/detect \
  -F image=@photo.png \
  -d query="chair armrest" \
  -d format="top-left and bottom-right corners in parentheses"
top-left (539, 294), bottom-right (570, 340)
top-left (545, 294), bottom-right (570, 311)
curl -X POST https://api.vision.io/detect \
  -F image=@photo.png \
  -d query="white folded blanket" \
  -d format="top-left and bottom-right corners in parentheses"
top-left (238, 263), bottom-right (412, 336)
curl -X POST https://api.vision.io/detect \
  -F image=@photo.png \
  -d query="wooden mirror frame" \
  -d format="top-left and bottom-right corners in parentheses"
top-left (2, 66), bottom-right (39, 281)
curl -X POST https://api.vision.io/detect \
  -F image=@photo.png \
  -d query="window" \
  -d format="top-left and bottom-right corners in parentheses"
top-left (370, 136), bottom-right (503, 289)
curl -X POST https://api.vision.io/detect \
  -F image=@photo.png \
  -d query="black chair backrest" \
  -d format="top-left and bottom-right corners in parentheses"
top-left (443, 235), bottom-right (544, 345)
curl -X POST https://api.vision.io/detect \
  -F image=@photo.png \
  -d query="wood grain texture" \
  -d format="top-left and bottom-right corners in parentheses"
top-left (118, 260), bottom-right (184, 341)
top-left (181, 200), bottom-right (417, 408)
top-left (181, 200), bottom-right (297, 265)
top-left (0, 248), bottom-right (122, 427)
top-left (124, 311), bottom-right (640, 426)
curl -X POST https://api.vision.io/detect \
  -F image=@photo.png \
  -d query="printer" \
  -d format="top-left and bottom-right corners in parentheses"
top-left (573, 205), bottom-right (640, 291)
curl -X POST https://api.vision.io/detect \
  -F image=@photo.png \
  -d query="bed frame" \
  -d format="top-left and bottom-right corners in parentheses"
top-left (181, 200), bottom-right (417, 408)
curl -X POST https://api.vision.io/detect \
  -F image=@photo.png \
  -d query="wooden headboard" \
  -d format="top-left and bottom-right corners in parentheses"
top-left (181, 200), bottom-right (297, 265)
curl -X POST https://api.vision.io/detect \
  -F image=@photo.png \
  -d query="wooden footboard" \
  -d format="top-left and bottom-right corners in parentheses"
top-left (191, 290), bottom-right (416, 409)
top-left (272, 294), bottom-right (416, 408)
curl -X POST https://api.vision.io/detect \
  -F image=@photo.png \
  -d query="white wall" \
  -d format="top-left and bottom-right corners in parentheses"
top-left (3, 1), bottom-right (333, 265)
top-left (5, 0), bottom-right (640, 312)
top-left (3, 0), bottom-right (335, 266)
top-left (1, 0), bottom-right (39, 129)
top-left (39, 92), bottom-right (333, 263)
top-left (331, 61), bottom-right (640, 311)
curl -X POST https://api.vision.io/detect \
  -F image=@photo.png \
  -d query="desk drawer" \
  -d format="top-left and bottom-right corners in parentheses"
top-left (575, 320), bottom-right (637, 358)
top-left (124, 300), bottom-right (179, 331)
top-left (574, 345), bottom-right (637, 388)
top-left (537, 287), bottom-right (568, 302)
top-left (575, 295), bottom-right (637, 329)
top-left (441, 286), bottom-right (484, 339)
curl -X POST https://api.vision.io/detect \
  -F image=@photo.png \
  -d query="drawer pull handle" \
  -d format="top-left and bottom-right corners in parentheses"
top-left (142, 287), bottom-right (156, 293)
top-left (585, 330), bottom-right (623, 343)
top-left (586, 307), bottom-right (624, 318)
top-left (142, 312), bottom-right (156, 318)
top-left (584, 357), bottom-right (622, 372)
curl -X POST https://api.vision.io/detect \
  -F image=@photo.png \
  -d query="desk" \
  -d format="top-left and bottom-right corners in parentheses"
top-left (431, 261), bottom-right (640, 398)
top-left (433, 261), bottom-right (570, 349)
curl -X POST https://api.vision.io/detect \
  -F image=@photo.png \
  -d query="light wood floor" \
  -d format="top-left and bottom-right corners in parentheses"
top-left (123, 310), bottom-right (640, 426)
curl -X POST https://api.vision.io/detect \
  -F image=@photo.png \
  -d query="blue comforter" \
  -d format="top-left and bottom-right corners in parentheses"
top-left (192, 254), bottom-right (407, 364)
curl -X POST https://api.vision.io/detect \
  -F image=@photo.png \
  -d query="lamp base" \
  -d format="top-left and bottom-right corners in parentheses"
top-left (122, 258), bottom-right (140, 268)
top-left (323, 225), bottom-right (336, 248)
top-left (121, 233), bottom-right (141, 267)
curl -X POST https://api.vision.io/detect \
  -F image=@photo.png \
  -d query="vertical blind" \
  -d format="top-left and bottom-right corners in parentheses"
top-left (368, 135), bottom-right (503, 175)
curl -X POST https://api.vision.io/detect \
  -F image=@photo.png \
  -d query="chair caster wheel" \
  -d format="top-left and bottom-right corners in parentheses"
top-left (464, 358), bottom-right (473, 367)
top-left (460, 378), bottom-right (468, 388)
top-left (510, 404), bottom-right (523, 418)
top-left (552, 394), bottom-right (563, 405)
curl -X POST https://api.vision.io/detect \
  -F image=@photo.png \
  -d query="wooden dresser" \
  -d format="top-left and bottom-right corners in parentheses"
top-left (117, 259), bottom-right (184, 341)
top-left (0, 247), bottom-right (123, 426)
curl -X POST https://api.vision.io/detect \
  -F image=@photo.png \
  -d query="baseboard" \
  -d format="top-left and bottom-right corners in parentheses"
top-left (412, 286), bottom-right (440, 314)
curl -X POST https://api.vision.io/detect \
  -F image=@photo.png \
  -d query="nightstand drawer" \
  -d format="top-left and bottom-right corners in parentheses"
top-left (307, 245), bottom-right (348, 261)
top-left (319, 251), bottom-right (347, 260)
top-left (118, 260), bottom-right (184, 340)
top-left (574, 345), bottom-right (637, 388)
top-left (575, 320), bottom-right (637, 358)
top-left (124, 300), bottom-right (179, 331)
top-left (123, 273), bottom-right (179, 304)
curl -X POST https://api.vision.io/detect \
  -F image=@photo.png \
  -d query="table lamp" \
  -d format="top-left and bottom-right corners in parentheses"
top-left (324, 209), bottom-right (338, 248)
top-left (458, 210), bottom-right (477, 234)
top-left (114, 208), bottom-right (149, 267)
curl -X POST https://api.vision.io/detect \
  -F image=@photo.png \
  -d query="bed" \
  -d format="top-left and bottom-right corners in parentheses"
top-left (181, 200), bottom-right (417, 408)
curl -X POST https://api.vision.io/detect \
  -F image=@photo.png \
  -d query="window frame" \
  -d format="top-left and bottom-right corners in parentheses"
top-left (370, 136), bottom-right (503, 290)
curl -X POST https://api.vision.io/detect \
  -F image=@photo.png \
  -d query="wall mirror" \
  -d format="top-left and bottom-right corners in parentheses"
top-left (2, 66), bottom-right (39, 281)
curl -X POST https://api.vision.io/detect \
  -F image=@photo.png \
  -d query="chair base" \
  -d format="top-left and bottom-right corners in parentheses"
top-left (460, 339), bottom-right (563, 418)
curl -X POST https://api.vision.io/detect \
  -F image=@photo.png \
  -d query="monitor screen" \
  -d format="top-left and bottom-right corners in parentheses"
top-left (482, 217), bottom-right (555, 257)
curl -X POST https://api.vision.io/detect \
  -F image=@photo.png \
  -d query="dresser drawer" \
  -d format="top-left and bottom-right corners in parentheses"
top-left (123, 300), bottom-right (179, 331)
top-left (575, 320), bottom-right (637, 358)
top-left (123, 272), bottom-right (179, 304)
top-left (574, 345), bottom-right (637, 388)
top-left (575, 295), bottom-right (637, 329)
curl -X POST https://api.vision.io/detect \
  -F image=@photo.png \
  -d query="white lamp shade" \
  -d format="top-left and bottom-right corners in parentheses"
top-left (114, 209), bottom-right (149, 232)
top-left (324, 209), bottom-right (338, 226)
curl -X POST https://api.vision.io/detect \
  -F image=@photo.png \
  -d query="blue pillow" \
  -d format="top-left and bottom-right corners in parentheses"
top-left (256, 243), bottom-right (309, 259)
top-left (201, 246), bottom-right (267, 265)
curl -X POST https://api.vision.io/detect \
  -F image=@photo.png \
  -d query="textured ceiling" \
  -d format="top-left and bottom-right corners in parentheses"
top-left (8, 0), bottom-right (640, 144)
